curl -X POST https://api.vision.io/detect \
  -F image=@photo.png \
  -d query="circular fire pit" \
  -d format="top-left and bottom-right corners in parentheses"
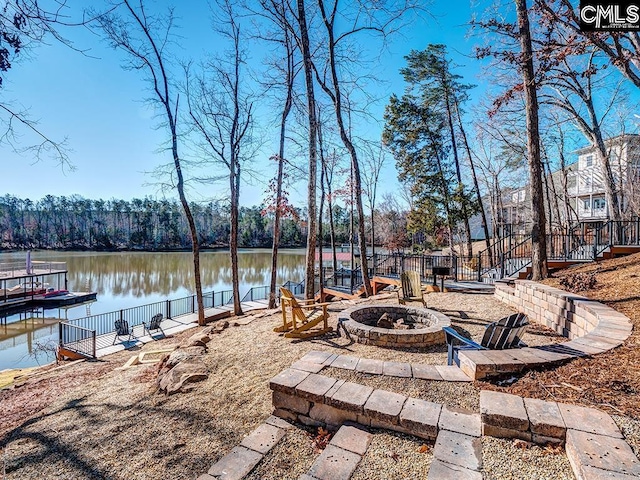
top-left (337, 304), bottom-right (450, 348)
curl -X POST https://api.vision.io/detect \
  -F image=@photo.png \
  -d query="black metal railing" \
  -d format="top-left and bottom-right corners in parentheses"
top-left (369, 253), bottom-right (455, 285)
top-left (241, 286), bottom-right (271, 303)
top-left (282, 280), bottom-right (305, 296)
top-left (61, 289), bottom-right (231, 353)
top-left (59, 322), bottom-right (96, 358)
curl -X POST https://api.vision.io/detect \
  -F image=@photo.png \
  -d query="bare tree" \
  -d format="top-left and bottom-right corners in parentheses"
top-left (537, 0), bottom-right (640, 89)
top-left (540, 47), bottom-right (624, 221)
top-left (254, 0), bottom-right (300, 309)
top-left (186, 0), bottom-right (255, 316)
top-left (295, 0), bottom-right (319, 299)
top-left (361, 142), bottom-right (385, 259)
top-left (474, 0), bottom-right (548, 279)
top-left (93, 0), bottom-right (205, 324)
top-left (0, 0), bottom-right (87, 168)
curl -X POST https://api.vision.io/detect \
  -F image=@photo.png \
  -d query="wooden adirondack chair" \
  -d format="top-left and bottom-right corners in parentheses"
top-left (443, 312), bottom-right (529, 366)
top-left (113, 319), bottom-right (133, 344)
top-left (276, 287), bottom-right (333, 339)
top-left (398, 270), bottom-right (429, 307)
top-left (143, 313), bottom-right (165, 339)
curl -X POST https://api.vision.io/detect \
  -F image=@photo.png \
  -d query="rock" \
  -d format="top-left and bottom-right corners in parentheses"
top-left (184, 331), bottom-right (211, 348)
top-left (210, 321), bottom-right (230, 334)
top-left (158, 359), bottom-right (209, 394)
top-left (377, 313), bottom-right (395, 329)
top-left (168, 346), bottom-right (206, 364)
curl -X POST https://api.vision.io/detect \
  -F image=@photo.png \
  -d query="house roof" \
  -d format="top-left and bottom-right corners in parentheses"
top-left (573, 133), bottom-right (640, 155)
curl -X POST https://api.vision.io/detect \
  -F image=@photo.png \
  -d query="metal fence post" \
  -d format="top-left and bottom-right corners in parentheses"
top-left (477, 254), bottom-right (482, 283)
top-left (92, 331), bottom-right (96, 358)
top-left (191, 295), bottom-right (195, 313)
top-left (166, 299), bottom-right (171, 319)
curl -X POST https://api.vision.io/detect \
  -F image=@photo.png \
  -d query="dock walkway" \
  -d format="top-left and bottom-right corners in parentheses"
top-left (94, 299), bottom-right (270, 358)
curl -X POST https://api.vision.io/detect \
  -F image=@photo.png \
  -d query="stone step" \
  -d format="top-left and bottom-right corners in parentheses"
top-left (196, 415), bottom-right (293, 480)
top-left (303, 424), bottom-right (373, 480)
top-left (297, 350), bottom-right (472, 382)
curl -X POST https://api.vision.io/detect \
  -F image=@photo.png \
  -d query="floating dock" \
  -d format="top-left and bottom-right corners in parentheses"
top-left (0, 259), bottom-right (96, 314)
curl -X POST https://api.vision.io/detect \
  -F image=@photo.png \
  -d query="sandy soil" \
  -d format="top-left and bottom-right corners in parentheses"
top-left (0, 282), bottom-right (620, 479)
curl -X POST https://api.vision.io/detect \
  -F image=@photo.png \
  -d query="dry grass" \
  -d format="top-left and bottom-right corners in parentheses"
top-left (0, 276), bottom-right (623, 480)
top-left (0, 291), bottom-right (516, 479)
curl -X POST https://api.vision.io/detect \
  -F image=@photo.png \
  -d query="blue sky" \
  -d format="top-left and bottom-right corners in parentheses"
top-left (2, 0), bottom-right (482, 206)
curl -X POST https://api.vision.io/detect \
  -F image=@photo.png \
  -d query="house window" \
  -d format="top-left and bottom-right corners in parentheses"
top-left (583, 199), bottom-right (591, 210)
top-left (585, 155), bottom-right (593, 167)
top-left (593, 198), bottom-right (606, 210)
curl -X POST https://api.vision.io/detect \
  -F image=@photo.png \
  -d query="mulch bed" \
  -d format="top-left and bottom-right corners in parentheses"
top-left (478, 252), bottom-right (640, 419)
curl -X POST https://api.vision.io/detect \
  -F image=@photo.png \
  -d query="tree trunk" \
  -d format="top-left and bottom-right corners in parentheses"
top-left (589, 108), bottom-right (622, 221)
top-left (516, 0), bottom-right (547, 280)
top-left (444, 90), bottom-right (473, 259)
top-left (297, 0), bottom-right (318, 299)
top-left (230, 164), bottom-right (243, 315)
top-left (268, 37), bottom-right (294, 309)
top-left (326, 178), bottom-right (338, 274)
top-left (454, 98), bottom-right (492, 258)
top-left (316, 0), bottom-right (372, 295)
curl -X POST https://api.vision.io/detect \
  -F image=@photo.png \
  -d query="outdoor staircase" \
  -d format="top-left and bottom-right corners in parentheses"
top-left (485, 220), bottom-right (640, 281)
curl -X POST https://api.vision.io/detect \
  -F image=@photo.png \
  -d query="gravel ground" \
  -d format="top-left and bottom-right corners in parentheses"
top-left (481, 436), bottom-right (574, 480)
top-left (614, 415), bottom-right (640, 459)
top-left (246, 425), bottom-right (318, 480)
top-left (0, 291), bottom-right (594, 479)
top-left (351, 429), bottom-right (433, 480)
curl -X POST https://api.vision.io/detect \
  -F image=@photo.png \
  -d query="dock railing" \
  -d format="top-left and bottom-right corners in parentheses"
top-left (59, 287), bottom-right (275, 357)
top-left (0, 260), bottom-right (67, 277)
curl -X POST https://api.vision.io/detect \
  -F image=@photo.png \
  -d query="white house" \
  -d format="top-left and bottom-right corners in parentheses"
top-left (569, 134), bottom-right (640, 222)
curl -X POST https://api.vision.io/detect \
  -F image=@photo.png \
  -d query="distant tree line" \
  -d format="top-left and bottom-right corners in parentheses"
top-left (0, 194), bottom-right (412, 251)
top-left (0, 194), bottom-right (308, 251)
top-left (0, 193), bottom-right (412, 253)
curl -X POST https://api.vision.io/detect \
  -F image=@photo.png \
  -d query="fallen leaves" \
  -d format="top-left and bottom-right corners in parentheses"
top-left (417, 444), bottom-right (430, 453)
top-left (311, 427), bottom-right (332, 452)
top-left (481, 252), bottom-right (640, 420)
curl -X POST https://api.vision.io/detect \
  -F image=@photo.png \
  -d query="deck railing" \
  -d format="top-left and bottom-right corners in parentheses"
top-left (59, 322), bottom-right (96, 358)
top-left (241, 286), bottom-right (271, 303)
top-left (59, 286), bottom-right (276, 357)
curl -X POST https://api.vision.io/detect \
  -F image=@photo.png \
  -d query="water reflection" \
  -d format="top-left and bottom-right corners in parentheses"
top-left (0, 249), bottom-right (305, 369)
top-left (2, 249), bottom-right (306, 297)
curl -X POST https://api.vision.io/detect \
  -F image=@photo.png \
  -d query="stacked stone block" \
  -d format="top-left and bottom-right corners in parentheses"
top-left (480, 391), bottom-right (640, 479)
top-left (337, 304), bottom-right (450, 347)
top-left (197, 415), bottom-right (293, 480)
top-left (270, 366), bottom-right (477, 442)
top-left (303, 424), bottom-right (373, 480)
top-left (457, 280), bottom-right (633, 379)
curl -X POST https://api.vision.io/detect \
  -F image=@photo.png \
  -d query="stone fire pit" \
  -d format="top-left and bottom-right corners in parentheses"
top-left (337, 304), bottom-right (450, 348)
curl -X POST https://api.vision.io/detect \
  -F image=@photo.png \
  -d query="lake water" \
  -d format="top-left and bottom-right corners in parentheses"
top-left (0, 249), bottom-right (306, 370)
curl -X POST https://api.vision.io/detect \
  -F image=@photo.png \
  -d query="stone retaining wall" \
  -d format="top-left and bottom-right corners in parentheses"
top-left (270, 360), bottom-right (640, 480)
top-left (455, 280), bottom-right (634, 380)
top-left (495, 280), bottom-right (619, 339)
top-left (270, 365), bottom-right (481, 442)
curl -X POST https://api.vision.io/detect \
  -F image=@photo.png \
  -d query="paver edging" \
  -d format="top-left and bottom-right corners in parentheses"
top-left (269, 361), bottom-right (640, 480)
top-left (298, 350), bottom-right (472, 382)
top-left (458, 280), bottom-right (634, 380)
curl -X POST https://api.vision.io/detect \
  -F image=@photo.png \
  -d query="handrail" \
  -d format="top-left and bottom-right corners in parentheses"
top-left (59, 322), bottom-right (96, 358)
top-left (500, 235), bottom-right (532, 279)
